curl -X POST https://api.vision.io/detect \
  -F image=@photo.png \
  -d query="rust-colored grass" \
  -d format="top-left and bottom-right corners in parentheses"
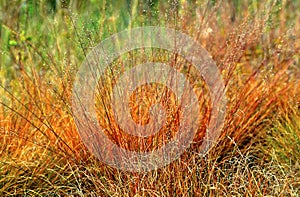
top-left (0, 0), bottom-right (299, 196)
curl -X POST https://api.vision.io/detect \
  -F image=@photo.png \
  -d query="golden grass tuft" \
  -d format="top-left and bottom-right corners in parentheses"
top-left (0, 0), bottom-right (299, 195)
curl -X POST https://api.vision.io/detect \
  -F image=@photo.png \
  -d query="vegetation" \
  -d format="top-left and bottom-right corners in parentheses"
top-left (0, 0), bottom-right (299, 196)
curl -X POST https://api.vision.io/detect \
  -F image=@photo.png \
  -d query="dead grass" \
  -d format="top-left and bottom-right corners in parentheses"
top-left (0, 0), bottom-right (300, 196)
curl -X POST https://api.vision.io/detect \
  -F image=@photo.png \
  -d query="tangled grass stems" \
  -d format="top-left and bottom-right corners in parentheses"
top-left (0, 0), bottom-right (299, 195)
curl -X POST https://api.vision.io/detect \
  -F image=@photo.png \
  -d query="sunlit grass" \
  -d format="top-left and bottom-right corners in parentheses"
top-left (0, 0), bottom-right (300, 196)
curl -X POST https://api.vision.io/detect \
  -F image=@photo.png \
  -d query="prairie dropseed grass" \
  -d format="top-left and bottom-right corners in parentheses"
top-left (0, 0), bottom-right (299, 196)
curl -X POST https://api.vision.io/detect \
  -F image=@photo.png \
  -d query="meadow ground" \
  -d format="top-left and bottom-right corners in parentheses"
top-left (0, 0), bottom-right (300, 196)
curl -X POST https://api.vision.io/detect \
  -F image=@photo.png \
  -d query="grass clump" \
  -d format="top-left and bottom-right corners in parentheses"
top-left (0, 0), bottom-right (300, 196)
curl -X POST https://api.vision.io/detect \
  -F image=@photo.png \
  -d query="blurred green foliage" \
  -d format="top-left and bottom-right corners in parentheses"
top-left (0, 0), bottom-right (298, 87)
